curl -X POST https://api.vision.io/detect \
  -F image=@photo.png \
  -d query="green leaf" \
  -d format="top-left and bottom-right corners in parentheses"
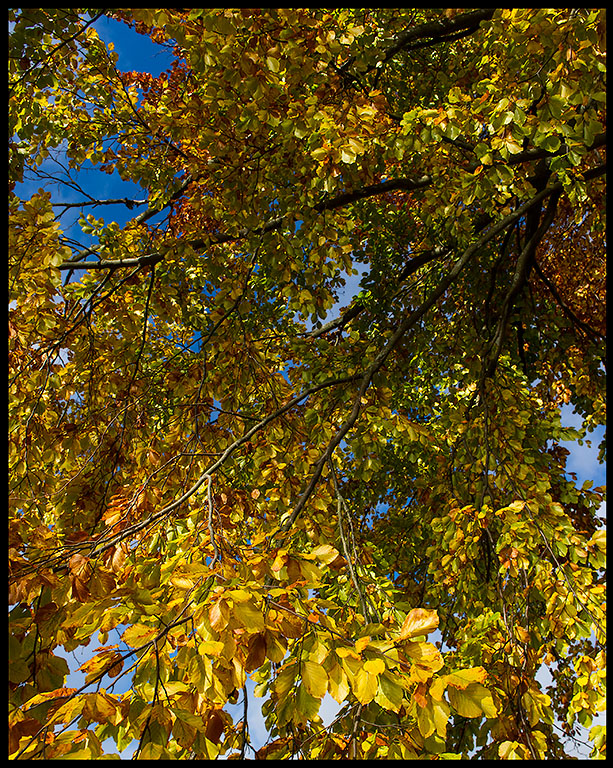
top-left (375, 671), bottom-right (404, 712)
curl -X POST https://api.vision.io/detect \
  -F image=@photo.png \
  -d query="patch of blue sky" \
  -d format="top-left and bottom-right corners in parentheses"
top-left (559, 404), bottom-right (606, 487)
top-left (92, 14), bottom-right (175, 77)
top-left (14, 12), bottom-right (179, 275)
top-left (16, 146), bottom-right (147, 262)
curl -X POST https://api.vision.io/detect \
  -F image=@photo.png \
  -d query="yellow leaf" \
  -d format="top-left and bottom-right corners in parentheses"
top-left (328, 662), bottom-right (350, 704)
top-left (302, 660), bottom-right (328, 699)
top-left (233, 600), bottom-right (264, 631)
top-left (121, 624), bottom-right (158, 648)
top-left (431, 696), bottom-right (450, 737)
top-left (264, 631), bottom-right (287, 663)
top-left (83, 692), bottom-right (121, 724)
top-left (348, 137), bottom-right (365, 154)
top-left (311, 146), bottom-right (328, 162)
top-left (296, 682), bottom-right (321, 721)
top-left (445, 666), bottom-right (488, 689)
top-left (198, 640), bottom-right (224, 657)
top-left (354, 636), bottom-right (370, 653)
top-left (505, 137), bottom-right (523, 154)
top-left (311, 544), bottom-right (340, 563)
top-left (363, 658), bottom-right (385, 675)
top-left (228, 588), bottom-right (251, 602)
top-left (448, 682), bottom-right (498, 719)
top-left (404, 641), bottom-right (444, 671)
top-left (416, 699), bottom-right (435, 738)
top-left (341, 147), bottom-right (356, 164)
top-left (399, 608), bottom-right (439, 640)
top-left (354, 668), bottom-right (378, 705)
top-left (53, 695), bottom-right (85, 724)
top-left (271, 549), bottom-right (288, 572)
top-left (429, 676), bottom-right (448, 701)
top-left (515, 626), bottom-right (530, 644)
top-left (499, 740), bottom-right (530, 759)
top-left (522, 687), bottom-right (552, 726)
top-left (590, 530), bottom-right (606, 551)
top-left (274, 663), bottom-right (297, 699)
top-left (375, 671), bottom-right (404, 713)
top-left (209, 599), bottom-right (229, 631)
top-left (171, 575), bottom-right (195, 590)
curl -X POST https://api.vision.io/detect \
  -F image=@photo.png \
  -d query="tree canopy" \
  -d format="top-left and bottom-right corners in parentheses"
top-left (9, 8), bottom-right (606, 760)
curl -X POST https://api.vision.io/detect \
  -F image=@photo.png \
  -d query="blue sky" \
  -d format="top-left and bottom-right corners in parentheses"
top-left (19, 13), bottom-right (605, 759)
top-left (94, 15), bottom-right (173, 76)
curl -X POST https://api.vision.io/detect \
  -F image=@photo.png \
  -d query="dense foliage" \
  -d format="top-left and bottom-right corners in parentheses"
top-left (9, 8), bottom-right (606, 760)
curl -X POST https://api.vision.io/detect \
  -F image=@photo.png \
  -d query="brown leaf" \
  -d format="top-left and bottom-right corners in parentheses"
top-left (205, 709), bottom-right (225, 744)
top-left (245, 632), bottom-right (267, 672)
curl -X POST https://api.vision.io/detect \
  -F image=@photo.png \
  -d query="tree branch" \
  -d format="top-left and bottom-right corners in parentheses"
top-left (532, 259), bottom-right (605, 342)
top-left (69, 372), bottom-right (363, 562)
top-left (58, 175), bottom-right (432, 271)
top-left (307, 245), bottom-right (449, 339)
top-left (58, 148), bottom-right (605, 273)
top-left (52, 197), bottom-right (148, 210)
top-left (483, 189), bottom-right (561, 380)
top-left (377, 9), bottom-right (495, 67)
top-left (276, 180), bottom-right (579, 539)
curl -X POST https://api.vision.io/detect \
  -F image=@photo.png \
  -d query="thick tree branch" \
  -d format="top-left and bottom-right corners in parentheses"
top-left (59, 252), bottom-right (163, 271)
top-left (307, 245), bottom-right (450, 339)
top-left (277, 185), bottom-right (563, 539)
top-left (483, 190), bottom-right (561, 379)
top-left (58, 144), bottom-right (605, 273)
top-left (377, 9), bottom-right (495, 66)
top-left (52, 196), bottom-right (148, 210)
top-left (59, 174), bottom-right (434, 271)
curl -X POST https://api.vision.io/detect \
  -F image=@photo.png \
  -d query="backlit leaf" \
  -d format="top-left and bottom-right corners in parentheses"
top-left (399, 608), bottom-right (439, 640)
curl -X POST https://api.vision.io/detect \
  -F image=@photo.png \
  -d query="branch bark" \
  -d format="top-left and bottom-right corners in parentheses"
top-left (58, 175), bottom-right (432, 271)
top-left (58, 147), bottom-right (605, 273)
top-left (377, 9), bottom-right (495, 66)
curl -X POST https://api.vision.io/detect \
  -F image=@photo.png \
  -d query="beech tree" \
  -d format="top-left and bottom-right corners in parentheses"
top-left (9, 8), bottom-right (606, 760)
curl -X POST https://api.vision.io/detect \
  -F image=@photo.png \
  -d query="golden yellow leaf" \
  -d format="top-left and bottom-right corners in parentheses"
top-left (445, 666), bottom-right (488, 689)
top-left (354, 668), bottom-right (378, 705)
top-left (302, 660), bottom-right (328, 699)
top-left (399, 608), bottom-right (439, 640)
top-left (363, 657), bottom-right (385, 675)
top-left (171, 575), bottom-right (195, 590)
top-left (354, 635), bottom-right (370, 653)
top-left (121, 624), bottom-right (158, 648)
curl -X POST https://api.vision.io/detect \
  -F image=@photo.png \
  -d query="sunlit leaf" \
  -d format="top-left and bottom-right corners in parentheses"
top-left (399, 608), bottom-right (439, 640)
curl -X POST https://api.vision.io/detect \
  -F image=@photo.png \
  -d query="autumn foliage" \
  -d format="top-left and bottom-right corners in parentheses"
top-left (9, 9), bottom-right (605, 760)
